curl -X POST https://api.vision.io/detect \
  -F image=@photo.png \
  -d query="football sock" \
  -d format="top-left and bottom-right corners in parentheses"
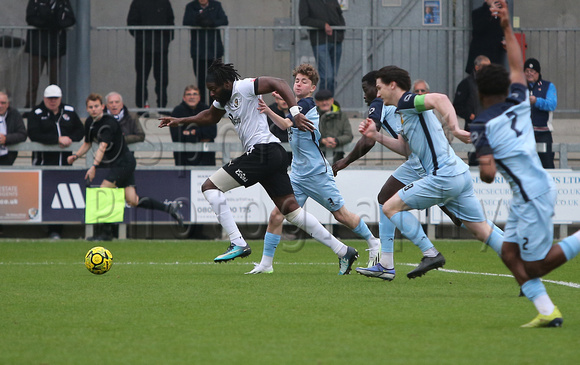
top-left (521, 278), bottom-right (555, 315)
top-left (390, 211), bottom-right (434, 253)
top-left (352, 218), bottom-right (373, 241)
top-left (285, 207), bottom-right (347, 256)
top-left (423, 247), bottom-right (439, 258)
top-left (558, 234), bottom-right (580, 261)
top-left (379, 206), bottom-right (395, 269)
top-left (263, 232), bottom-right (281, 258)
top-left (485, 222), bottom-right (504, 256)
top-left (202, 189), bottom-right (245, 246)
top-left (137, 197), bottom-right (170, 212)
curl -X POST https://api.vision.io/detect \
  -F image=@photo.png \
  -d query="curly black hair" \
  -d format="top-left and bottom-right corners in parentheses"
top-left (361, 70), bottom-right (379, 85)
top-left (476, 64), bottom-right (510, 97)
top-left (376, 65), bottom-right (411, 92)
top-left (207, 59), bottom-right (241, 85)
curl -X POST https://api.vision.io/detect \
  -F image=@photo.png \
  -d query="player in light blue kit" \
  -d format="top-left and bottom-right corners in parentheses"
top-left (248, 64), bottom-right (380, 275)
top-left (334, 71), bottom-right (462, 281)
top-left (471, 0), bottom-right (580, 327)
top-left (358, 64), bottom-right (504, 279)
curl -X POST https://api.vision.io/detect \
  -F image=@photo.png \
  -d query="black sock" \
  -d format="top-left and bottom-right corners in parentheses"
top-left (137, 197), bottom-right (169, 212)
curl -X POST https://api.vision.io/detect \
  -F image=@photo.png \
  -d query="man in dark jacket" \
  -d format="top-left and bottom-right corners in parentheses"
top-left (299, 0), bottom-right (345, 94)
top-left (0, 91), bottom-right (27, 165)
top-left (525, 58), bottom-right (558, 169)
top-left (465, 0), bottom-right (505, 74)
top-left (453, 55), bottom-right (490, 166)
top-left (24, 0), bottom-right (76, 108)
top-left (170, 85), bottom-right (216, 166)
top-left (183, 0), bottom-right (228, 105)
top-left (104, 91), bottom-right (145, 144)
top-left (27, 84), bottom-right (84, 166)
top-left (127, 0), bottom-right (174, 108)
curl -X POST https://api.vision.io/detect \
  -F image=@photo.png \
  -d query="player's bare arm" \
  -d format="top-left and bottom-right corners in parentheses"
top-left (255, 76), bottom-right (314, 132)
top-left (85, 142), bottom-right (107, 183)
top-left (493, 0), bottom-right (526, 86)
top-left (478, 154), bottom-right (497, 183)
top-left (423, 93), bottom-right (471, 143)
top-left (359, 118), bottom-right (409, 157)
top-left (257, 98), bottom-right (292, 130)
top-left (158, 106), bottom-right (224, 128)
top-left (332, 121), bottom-right (380, 176)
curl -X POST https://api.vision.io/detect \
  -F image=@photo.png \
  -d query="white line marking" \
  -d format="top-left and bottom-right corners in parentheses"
top-left (1, 261), bottom-right (578, 289)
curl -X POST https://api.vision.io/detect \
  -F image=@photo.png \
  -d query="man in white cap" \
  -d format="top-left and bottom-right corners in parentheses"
top-left (27, 84), bottom-right (84, 239)
top-left (27, 84), bottom-right (84, 166)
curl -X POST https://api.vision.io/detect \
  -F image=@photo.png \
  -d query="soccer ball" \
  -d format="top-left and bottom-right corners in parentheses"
top-left (85, 246), bottom-right (113, 275)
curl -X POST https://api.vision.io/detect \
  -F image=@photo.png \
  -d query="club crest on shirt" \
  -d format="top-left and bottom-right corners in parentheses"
top-left (229, 93), bottom-right (242, 111)
top-left (62, 114), bottom-right (70, 121)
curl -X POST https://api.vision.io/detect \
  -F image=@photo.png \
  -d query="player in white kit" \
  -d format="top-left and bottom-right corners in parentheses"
top-left (159, 60), bottom-right (359, 275)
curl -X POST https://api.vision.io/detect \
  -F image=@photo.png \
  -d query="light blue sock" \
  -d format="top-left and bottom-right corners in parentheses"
top-left (263, 232), bottom-right (281, 258)
top-left (379, 205), bottom-right (395, 253)
top-left (558, 235), bottom-right (580, 261)
top-left (390, 211), bottom-right (434, 252)
top-left (352, 218), bottom-right (373, 241)
top-left (485, 227), bottom-right (504, 256)
top-left (488, 220), bottom-right (504, 236)
top-left (521, 278), bottom-right (547, 302)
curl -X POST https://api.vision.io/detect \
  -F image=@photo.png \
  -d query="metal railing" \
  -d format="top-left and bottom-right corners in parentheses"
top-left (1, 25), bottom-right (578, 115)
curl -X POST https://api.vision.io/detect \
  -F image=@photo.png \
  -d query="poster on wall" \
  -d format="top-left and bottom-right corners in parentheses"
top-left (0, 170), bottom-right (41, 222)
top-left (423, 0), bottom-right (441, 25)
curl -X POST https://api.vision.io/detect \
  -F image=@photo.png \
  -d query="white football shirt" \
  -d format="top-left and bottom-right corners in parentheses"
top-left (213, 78), bottom-right (280, 152)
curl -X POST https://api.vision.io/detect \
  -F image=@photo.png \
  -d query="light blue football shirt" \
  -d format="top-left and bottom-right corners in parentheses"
top-left (397, 93), bottom-right (468, 176)
top-left (471, 83), bottom-right (554, 204)
top-left (287, 97), bottom-right (329, 178)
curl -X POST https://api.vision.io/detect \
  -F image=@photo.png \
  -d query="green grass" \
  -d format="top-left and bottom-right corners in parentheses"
top-left (1, 239), bottom-right (579, 364)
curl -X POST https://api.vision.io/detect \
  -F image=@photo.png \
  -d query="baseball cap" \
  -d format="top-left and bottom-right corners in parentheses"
top-left (44, 84), bottom-right (62, 98)
top-left (314, 89), bottom-right (333, 101)
top-left (524, 58), bottom-right (541, 73)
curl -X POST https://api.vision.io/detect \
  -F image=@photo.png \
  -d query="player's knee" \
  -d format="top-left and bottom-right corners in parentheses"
top-left (269, 209), bottom-right (285, 226)
top-left (201, 178), bottom-right (217, 192)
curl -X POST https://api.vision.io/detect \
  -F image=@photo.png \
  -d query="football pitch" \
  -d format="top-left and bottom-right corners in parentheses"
top-left (1, 239), bottom-right (579, 364)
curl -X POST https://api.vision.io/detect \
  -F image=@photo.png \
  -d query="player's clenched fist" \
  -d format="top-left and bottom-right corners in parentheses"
top-left (358, 118), bottom-right (377, 138)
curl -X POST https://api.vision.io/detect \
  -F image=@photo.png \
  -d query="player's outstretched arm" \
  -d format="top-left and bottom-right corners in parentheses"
top-left (332, 121), bottom-right (380, 176)
top-left (158, 106), bottom-right (224, 128)
top-left (257, 98), bottom-right (292, 130)
top-left (67, 141), bottom-right (92, 165)
top-left (424, 93), bottom-right (471, 143)
top-left (358, 118), bottom-right (409, 157)
top-left (493, 0), bottom-right (525, 86)
top-left (255, 76), bottom-right (314, 132)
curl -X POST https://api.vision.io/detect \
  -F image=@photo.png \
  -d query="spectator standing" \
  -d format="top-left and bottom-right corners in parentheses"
top-left (105, 91), bottom-right (145, 144)
top-left (127, 0), bottom-right (174, 108)
top-left (453, 55), bottom-right (491, 166)
top-left (170, 85), bottom-right (216, 166)
top-left (315, 89), bottom-right (352, 162)
top-left (465, 0), bottom-right (505, 74)
top-left (299, 0), bottom-right (345, 94)
top-left (525, 58), bottom-right (557, 169)
top-left (27, 84), bottom-right (83, 239)
top-left (0, 91), bottom-right (27, 165)
top-left (24, 0), bottom-right (76, 108)
top-left (183, 0), bottom-right (228, 105)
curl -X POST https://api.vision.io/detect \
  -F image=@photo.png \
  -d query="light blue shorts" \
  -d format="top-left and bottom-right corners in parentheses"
top-left (391, 160), bottom-right (426, 185)
top-left (503, 187), bottom-right (556, 262)
top-left (398, 170), bottom-right (486, 223)
top-left (290, 169), bottom-right (345, 212)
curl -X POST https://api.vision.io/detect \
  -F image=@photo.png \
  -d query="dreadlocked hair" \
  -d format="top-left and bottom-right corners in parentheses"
top-left (476, 64), bottom-right (510, 97)
top-left (207, 59), bottom-right (240, 85)
top-left (376, 65), bottom-right (411, 92)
